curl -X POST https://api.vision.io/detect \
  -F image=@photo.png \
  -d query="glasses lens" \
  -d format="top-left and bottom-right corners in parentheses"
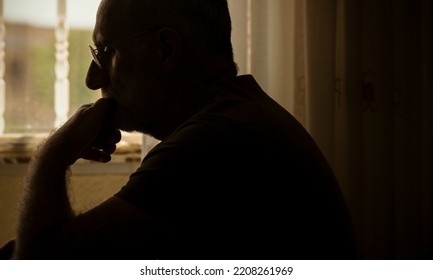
top-left (88, 45), bottom-right (101, 68)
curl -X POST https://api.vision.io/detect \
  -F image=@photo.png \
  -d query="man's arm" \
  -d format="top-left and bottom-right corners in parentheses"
top-left (13, 98), bottom-right (156, 259)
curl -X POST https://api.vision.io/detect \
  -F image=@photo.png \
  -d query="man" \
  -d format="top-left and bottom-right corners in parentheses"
top-left (13, 0), bottom-right (356, 259)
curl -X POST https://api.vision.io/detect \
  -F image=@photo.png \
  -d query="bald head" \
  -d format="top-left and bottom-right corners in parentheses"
top-left (114, 0), bottom-right (235, 63)
top-left (93, 0), bottom-right (131, 45)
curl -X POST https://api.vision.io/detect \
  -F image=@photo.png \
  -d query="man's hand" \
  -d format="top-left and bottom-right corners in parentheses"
top-left (14, 98), bottom-right (140, 259)
top-left (49, 98), bottom-right (122, 166)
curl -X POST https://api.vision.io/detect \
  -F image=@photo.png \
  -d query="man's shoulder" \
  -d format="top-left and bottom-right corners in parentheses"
top-left (192, 75), bottom-right (289, 126)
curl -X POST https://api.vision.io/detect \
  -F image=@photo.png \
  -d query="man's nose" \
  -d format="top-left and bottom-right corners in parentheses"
top-left (85, 61), bottom-right (109, 90)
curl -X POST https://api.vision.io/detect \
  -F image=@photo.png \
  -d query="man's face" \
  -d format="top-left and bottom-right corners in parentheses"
top-left (87, 0), bottom-right (169, 138)
top-left (100, 41), bottom-right (163, 135)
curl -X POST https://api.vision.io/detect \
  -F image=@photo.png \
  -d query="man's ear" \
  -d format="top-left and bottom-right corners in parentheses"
top-left (155, 27), bottom-right (182, 72)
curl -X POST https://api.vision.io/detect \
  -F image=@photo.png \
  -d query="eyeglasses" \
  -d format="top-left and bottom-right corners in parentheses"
top-left (89, 28), bottom-right (158, 69)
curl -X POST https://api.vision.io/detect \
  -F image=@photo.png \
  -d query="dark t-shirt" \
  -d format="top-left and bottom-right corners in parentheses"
top-left (115, 75), bottom-right (356, 259)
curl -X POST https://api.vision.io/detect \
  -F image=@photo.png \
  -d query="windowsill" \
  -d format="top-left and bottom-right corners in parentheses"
top-left (0, 133), bottom-right (144, 175)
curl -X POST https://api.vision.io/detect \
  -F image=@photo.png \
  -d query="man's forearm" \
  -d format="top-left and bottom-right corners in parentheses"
top-left (13, 99), bottom-right (119, 259)
top-left (14, 140), bottom-right (74, 259)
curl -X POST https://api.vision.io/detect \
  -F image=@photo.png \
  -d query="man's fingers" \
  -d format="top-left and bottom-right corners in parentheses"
top-left (72, 98), bottom-right (116, 129)
top-left (90, 98), bottom-right (116, 119)
top-left (80, 147), bottom-right (112, 163)
top-left (100, 127), bottom-right (122, 145)
top-left (91, 127), bottom-right (121, 153)
top-left (67, 98), bottom-right (120, 163)
top-left (100, 143), bottom-right (117, 155)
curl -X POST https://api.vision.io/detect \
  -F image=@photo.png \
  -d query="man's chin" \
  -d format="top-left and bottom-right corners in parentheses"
top-left (113, 114), bottom-right (147, 134)
top-left (112, 109), bottom-right (156, 136)
top-left (110, 112), bottom-right (131, 131)
top-left (113, 120), bottom-right (136, 133)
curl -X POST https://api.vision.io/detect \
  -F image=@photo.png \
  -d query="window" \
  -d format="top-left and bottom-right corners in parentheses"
top-left (2, 0), bottom-right (100, 133)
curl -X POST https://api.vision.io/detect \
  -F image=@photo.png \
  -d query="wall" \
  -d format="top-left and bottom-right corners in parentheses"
top-left (0, 173), bottom-right (130, 248)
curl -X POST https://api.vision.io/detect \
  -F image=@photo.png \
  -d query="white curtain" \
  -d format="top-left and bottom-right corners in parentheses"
top-left (229, 0), bottom-right (337, 164)
top-left (228, 0), bottom-right (433, 259)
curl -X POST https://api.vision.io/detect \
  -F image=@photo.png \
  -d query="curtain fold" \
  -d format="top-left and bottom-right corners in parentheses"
top-left (229, 0), bottom-right (433, 259)
top-left (302, 0), bottom-right (337, 166)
